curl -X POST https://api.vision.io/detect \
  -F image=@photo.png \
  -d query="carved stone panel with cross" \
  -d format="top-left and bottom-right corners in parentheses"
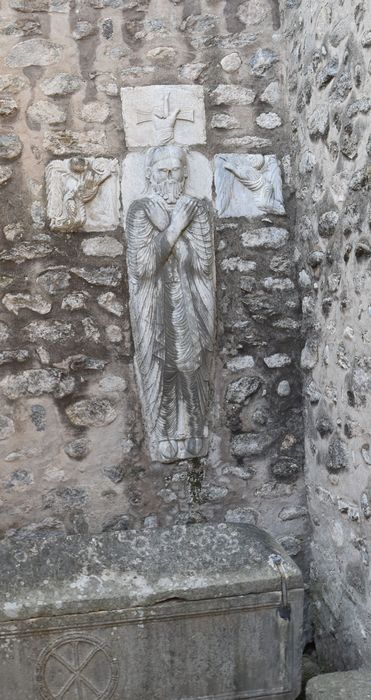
top-left (120, 85), bottom-right (207, 148)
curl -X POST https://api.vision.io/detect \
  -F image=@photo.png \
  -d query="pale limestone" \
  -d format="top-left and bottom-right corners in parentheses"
top-left (210, 84), bottom-right (256, 106)
top-left (81, 236), bottom-right (123, 257)
top-left (220, 53), bottom-right (242, 73)
top-left (6, 39), bottom-right (63, 68)
top-left (27, 101), bottom-right (66, 125)
top-left (80, 102), bottom-right (110, 124)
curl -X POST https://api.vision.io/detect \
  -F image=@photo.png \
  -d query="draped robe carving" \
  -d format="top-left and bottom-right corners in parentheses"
top-left (126, 147), bottom-right (215, 463)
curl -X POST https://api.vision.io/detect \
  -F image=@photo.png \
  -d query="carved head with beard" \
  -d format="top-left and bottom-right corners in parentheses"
top-left (146, 145), bottom-right (188, 205)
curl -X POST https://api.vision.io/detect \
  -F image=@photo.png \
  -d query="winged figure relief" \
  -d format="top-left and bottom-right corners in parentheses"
top-left (215, 154), bottom-right (285, 218)
top-left (46, 157), bottom-right (114, 232)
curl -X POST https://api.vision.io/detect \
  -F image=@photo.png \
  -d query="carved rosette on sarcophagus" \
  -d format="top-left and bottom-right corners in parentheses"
top-left (121, 85), bottom-right (215, 464)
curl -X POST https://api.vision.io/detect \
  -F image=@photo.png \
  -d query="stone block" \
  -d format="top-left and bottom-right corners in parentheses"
top-left (0, 524), bottom-right (303, 700)
top-left (306, 671), bottom-right (371, 699)
top-left (121, 84), bottom-right (206, 147)
top-left (215, 154), bottom-right (285, 218)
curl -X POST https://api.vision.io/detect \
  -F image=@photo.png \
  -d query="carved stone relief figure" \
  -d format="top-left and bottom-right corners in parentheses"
top-left (46, 157), bottom-right (119, 232)
top-left (121, 85), bottom-right (206, 148)
top-left (214, 154), bottom-right (285, 218)
top-left (125, 145), bottom-right (215, 463)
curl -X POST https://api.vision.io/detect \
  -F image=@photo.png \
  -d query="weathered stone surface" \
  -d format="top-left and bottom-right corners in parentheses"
top-left (256, 112), bottom-right (282, 129)
top-left (222, 136), bottom-right (271, 148)
top-left (242, 228), bottom-right (289, 249)
top-left (43, 129), bottom-right (107, 156)
top-left (272, 458), bottom-right (301, 481)
top-left (249, 48), bottom-right (278, 76)
top-left (81, 236), bottom-right (123, 258)
top-left (226, 377), bottom-right (261, 404)
top-left (0, 134), bottom-right (22, 160)
top-left (0, 74), bottom-right (28, 94)
top-left (41, 73), bottom-right (83, 96)
top-left (80, 101), bottom-right (110, 123)
top-left (64, 438), bottom-right (91, 460)
top-left (0, 415), bottom-right (15, 441)
top-left (0, 350), bottom-right (29, 366)
top-left (318, 211), bottom-right (339, 237)
top-left (326, 435), bottom-right (348, 473)
top-left (2, 293), bottom-right (51, 316)
top-left (220, 53), bottom-right (242, 72)
top-left (0, 322), bottom-right (9, 343)
top-left (277, 381), bottom-right (291, 397)
top-left (231, 431), bottom-right (279, 457)
top-left (0, 275), bottom-right (13, 289)
top-left (3, 223), bottom-right (23, 242)
top-left (25, 320), bottom-right (73, 343)
top-left (0, 242), bottom-right (52, 263)
top-left (37, 269), bottom-right (70, 295)
top-left (1, 369), bottom-right (74, 400)
top-left (0, 166), bottom-right (12, 186)
top-left (61, 291), bottom-right (89, 311)
top-left (264, 353), bottom-right (291, 368)
top-left (226, 355), bottom-right (255, 371)
top-left (0, 97), bottom-right (18, 117)
top-left (71, 266), bottom-right (122, 287)
top-left (9, 0), bottom-right (68, 9)
top-left (72, 20), bottom-right (97, 40)
top-left (211, 114), bottom-right (239, 129)
top-left (308, 106), bottom-right (329, 138)
top-left (27, 100), bottom-right (66, 125)
top-left (99, 375), bottom-right (127, 393)
top-left (6, 39), bottom-right (63, 68)
top-left (97, 292), bottom-right (123, 316)
top-left (210, 84), bottom-right (256, 106)
top-left (306, 671), bottom-right (371, 700)
top-left (66, 398), bottom-right (117, 427)
top-left (260, 81), bottom-right (281, 105)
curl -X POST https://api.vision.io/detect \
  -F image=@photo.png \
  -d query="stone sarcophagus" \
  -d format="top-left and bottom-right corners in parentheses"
top-left (0, 524), bottom-right (303, 700)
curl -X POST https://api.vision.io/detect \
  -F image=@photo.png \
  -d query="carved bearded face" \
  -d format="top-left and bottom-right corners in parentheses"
top-left (148, 149), bottom-right (187, 204)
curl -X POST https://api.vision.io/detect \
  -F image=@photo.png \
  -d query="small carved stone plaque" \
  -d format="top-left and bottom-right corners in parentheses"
top-left (121, 85), bottom-right (207, 148)
top-left (46, 157), bottom-right (120, 232)
top-left (214, 153), bottom-right (285, 218)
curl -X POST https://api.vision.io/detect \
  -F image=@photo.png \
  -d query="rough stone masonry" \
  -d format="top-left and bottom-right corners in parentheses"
top-left (1, 0), bottom-right (368, 673)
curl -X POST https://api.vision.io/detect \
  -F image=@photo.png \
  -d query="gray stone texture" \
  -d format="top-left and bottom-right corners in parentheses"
top-left (306, 671), bottom-right (371, 699)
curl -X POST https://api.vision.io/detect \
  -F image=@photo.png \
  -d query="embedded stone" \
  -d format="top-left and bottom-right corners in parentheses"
top-left (277, 381), bottom-right (291, 397)
top-left (178, 63), bottom-right (206, 82)
top-left (231, 431), bottom-right (279, 457)
top-left (308, 105), bottom-right (329, 138)
top-left (326, 435), bottom-right (349, 473)
top-left (6, 39), bottom-right (63, 68)
top-left (64, 438), bottom-right (91, 460)
top-left (27, 100), bottom-right (66, 125)
top-left (318, 210), bottom-right (339, 237)
top-left (25, 320), bottom-right (73, 343)
top-left (249, 48), bottom-right (278, 76)
top-left (97, 292), bottom-right (123, 316)
top-left (66, 398), bottom-right (117, 427)
top-left (71, 266), bottom-right (122, 287)
top-left (72, 20), bottom-right (97, 40)
top-left (242, 228), bottom-right (289, 249)
top-left (9, 0), bottom-right (68, 9)
top-left (316, 58), bottom-right (339, 88)
top-left (0, 415), bottom-right (15, 441)
top-left (210, 84), bottom-right (256, 106)
top-left (263, 277), bottom-right (294, 291)
top-left (0, 242), bottom-right (52, 263)
top-left (264, 354), bottom-right (291, 368)
top-left (221, 258), bottom-right (256, 273)
top-left (43, 129), bottom-right (107, 157)
top-left (0, 97), bottom-right (18, 117)
top-left (2, 293), bottom-right (52, 316)
top-left (0, 322), bottom-right (9, 342)
top-left (61, 291), bottom-right (89, 311)
top-left (95, 73), bottom-right (119, 96)
top-left (272, 458), bottom-right (300, 480)
top-left (0, 275), bottom-right (13, 289)
top-left (362, 30), bottom-right (371, 48)
top-left (211, 114), bottom-right (239, 129)
top-left (300, 340), bottom-right (318, 370)
top-left (0, 74), bottom-right (28, 94)
top-left (222, 136), bottom-right (271, 148)
top-left (256, 112), bottom-right (282, 129)
top-left (0, 166), bottom-right (12, 186)
top-left (37, 269), bottom-right (71, 295)
top-left (279, 506), bottom-right (308, 521)
top-left (220, 53), bottom-right (242, 73)
top-left (81, 236), bottom-right (123, 258)
top-left (3, 223), bottom-right (23, 241)
top-left (41, 73), bottom-right (83, 96)
top-left (0, 134), bottom-right (22, 160)
top-left (225, 507), bottom-right (258, 525)
top-left (260, 81), bottom-right (281, 105)
top-left (237, 0), bottom-right (271, 25)
top-left (278, 536), bottom-right (301, 557)
top-left (1, 369), bottom-right (75, 400)
top-left (226, 376), bottom-right (261, 404)
top-left (361, 444), bottom-right (371, 466)
top-left (106, 324), bottom-right (122, 342)
top-left (226, 355), bottom-right (255, 371)
top-left (103, 464), bottom-right (125, 484)
top-left (99, 375), bottom-right (127, 393)
top-left (80, 101), bottom-right (110, 123)
top-left (82, 317), bottom-right (100, 342)
top-left (306, 670), bottom-right (371, 700)
top-left (298, 150), bottom-right (316, 175)
top-left (330, 73), bottom-right (352, 101)
top-left (146, 47), bottom-right (177, 64)
top-left (0, 350), bottom-right (29, 366)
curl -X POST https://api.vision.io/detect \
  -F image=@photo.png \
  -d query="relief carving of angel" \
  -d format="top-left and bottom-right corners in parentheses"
top-left (46, 157), bottom-right (115, 232)
top-left (215, 154), bottom-right (285, 218)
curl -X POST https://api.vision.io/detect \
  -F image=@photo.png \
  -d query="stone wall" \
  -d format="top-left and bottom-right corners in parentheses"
top-left (282, 0), bottom-right (371, 670)
top-left (0, 0), bottom-right (308, 610)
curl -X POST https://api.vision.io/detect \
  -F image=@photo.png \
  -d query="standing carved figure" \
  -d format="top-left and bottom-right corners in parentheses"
top-left (126, 145), bottom-right (215, 463)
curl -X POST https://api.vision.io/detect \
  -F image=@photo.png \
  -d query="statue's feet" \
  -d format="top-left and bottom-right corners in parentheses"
top-left (158, 439), bottom-right (178, 461)
top-left (185, 437), bottom-right (204, 457)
